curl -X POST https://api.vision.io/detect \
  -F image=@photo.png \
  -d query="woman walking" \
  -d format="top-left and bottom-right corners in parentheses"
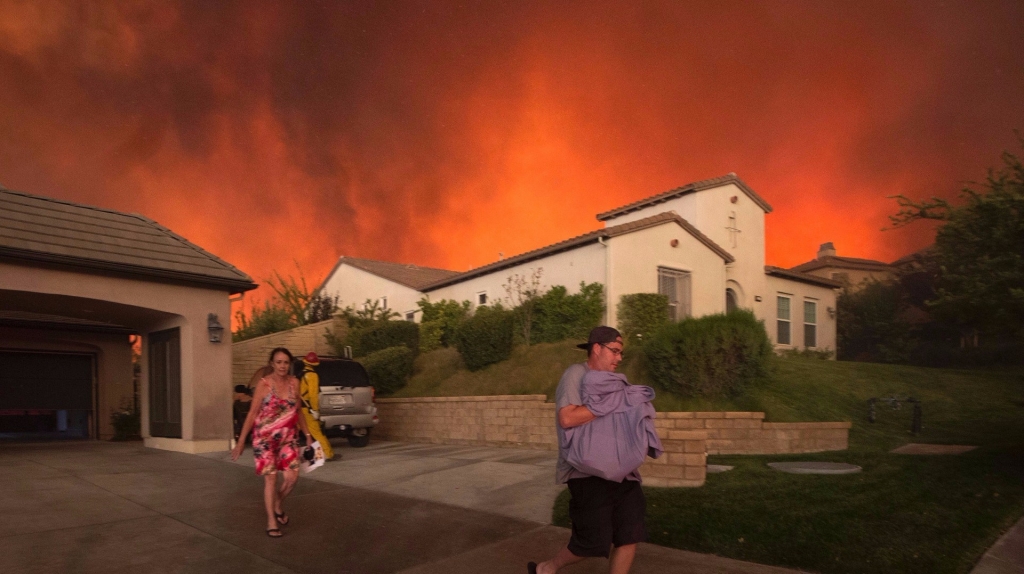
top-left (232, 347), bottom-right (312, 537)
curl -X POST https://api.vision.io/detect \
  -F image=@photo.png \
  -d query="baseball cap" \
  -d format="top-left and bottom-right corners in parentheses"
top-left (576, 326), bottom-right (623, 350)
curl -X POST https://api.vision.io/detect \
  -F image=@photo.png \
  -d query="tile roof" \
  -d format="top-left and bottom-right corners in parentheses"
top-left (765, 266), bottom-right (844, 288)
top-left (422, 211), bottom-right (734, 291)
top-left (596, 173), bottom-right (773, 222)
top-left (0, 186), bottom-right (256, 293)
top-left (789, 255), bottom-right (894, 274)
top-left (323, 256), bottom-right (462, 290)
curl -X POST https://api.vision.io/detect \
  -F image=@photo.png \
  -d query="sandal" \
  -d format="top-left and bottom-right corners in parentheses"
top-left (275, 512), bottom-right (289, 526)
top-left (266, 528), bottom-right (282, 538)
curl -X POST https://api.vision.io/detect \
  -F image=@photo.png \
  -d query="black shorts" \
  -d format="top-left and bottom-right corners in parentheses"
top-left (566, 476), bottom-right (647, 558)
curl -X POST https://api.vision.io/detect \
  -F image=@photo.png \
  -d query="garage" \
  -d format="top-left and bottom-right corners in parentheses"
top-left (0, 350), bottom-right (94, 438)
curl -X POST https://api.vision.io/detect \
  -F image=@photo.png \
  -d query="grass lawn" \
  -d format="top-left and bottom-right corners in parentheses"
top-left (397, 342), bottom-right (1024, 573)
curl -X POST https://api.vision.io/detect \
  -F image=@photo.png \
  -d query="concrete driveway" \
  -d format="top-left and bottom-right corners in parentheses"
top-left (0, 440), bottom-right (804, 574)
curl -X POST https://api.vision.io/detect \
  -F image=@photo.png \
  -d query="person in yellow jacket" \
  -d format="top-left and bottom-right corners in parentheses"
top-left (299, 352), bottom-right (334, 460)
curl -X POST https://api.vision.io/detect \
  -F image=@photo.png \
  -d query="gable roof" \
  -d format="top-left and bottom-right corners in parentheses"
top-left (789, 255), bottom-right (893, 274)
top-left (0, 186), bottom-right (257, 294)
top-left (596, 173), bottom-right (773, 222)
top-left (423, 211), bottom-right (733, 292)
top-left (322, 256), bottom-right (461, 291)
top-left (765, 265), bottom-right (843, 288)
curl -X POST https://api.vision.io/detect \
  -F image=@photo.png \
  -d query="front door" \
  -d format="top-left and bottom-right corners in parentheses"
top-left (148, 328), bottom-right (181, 438)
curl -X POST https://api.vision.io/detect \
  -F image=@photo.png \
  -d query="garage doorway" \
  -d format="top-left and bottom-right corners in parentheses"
top-left (148, 327), bottom-right (181, 438)
top-left (0, 350), bottom-right (95, 439)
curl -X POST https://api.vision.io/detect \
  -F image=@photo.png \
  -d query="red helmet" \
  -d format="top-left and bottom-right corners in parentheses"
top-left (303, 352), bottom-right (320, 366)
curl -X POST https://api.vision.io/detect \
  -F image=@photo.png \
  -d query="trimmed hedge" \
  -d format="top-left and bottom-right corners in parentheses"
top-left (418, 320), bottom-right (444, 353)
top-left (361, 345), bottom-right (415, 396)
top-left (644, 310), bottom-right (773, 397)
top-left (454, 305), bottom-right (515, 371)
top-left (618, 293), bottom-right (669, 346)
top-left (418, 298), bottom-right (471, 348)
top-left (353, 320), bottom-right (419, 357)
top-left (530, 282), bottom-right (605, 344)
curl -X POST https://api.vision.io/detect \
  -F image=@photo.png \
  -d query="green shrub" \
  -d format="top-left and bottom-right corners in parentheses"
top-left (361, 345), bottom-right (415, 396)
top-left (352, 320), bottom-right (420, 357)
top-left (644, 310), bottom-right (773, 397)
top-left (417, 298), bottom-right (471, 347)
top-left (618, 293), bottom-right (669, 346)
top-left (419, 320), bottom-right (444, 353)
top-left (530, 282), bottom-right (605, 344)
top-left (454, 305), bottom-right (515, 371)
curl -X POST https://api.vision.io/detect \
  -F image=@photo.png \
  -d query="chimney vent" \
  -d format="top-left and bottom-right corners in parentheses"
top-left (817, 242), bottom-right (836, 259)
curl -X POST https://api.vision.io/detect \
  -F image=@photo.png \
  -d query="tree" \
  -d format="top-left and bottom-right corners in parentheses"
top-left (889, 144), bottom-right (1024, 342)
top-left (503, 267), bottom-right (543, 345)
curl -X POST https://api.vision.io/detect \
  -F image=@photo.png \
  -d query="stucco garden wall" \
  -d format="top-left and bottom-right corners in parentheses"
top-left (375, 395), bottom-right (851, 487)
top-left (231, 316), bottom-right (348, 387)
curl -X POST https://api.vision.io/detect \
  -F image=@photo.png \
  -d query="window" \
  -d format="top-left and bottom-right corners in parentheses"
top-left (405, 311), bottom-right (416, 322)
top-left (380, 296), bottom-right (388, 310)
top-left (777, 295), bottom-right (791, 345)
top-left (804, 300), bottom-right (817, 348)
top-left (726, 288), bottom-right (738, 313)
top-left (477, 292), bottom-right (488, 306)
top-left (658, 267), bottom-right (692, 321)
top-left (726, 211), bottom-right (740, 247)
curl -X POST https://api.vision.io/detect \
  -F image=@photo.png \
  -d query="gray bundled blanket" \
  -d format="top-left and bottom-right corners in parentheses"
top-left (562, 370), bottom-right (664, 482)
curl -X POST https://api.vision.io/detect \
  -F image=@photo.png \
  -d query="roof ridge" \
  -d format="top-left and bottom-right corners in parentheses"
top-left (596, 173), bottom-right (773, 221)
top-left (421, 211), bottom-right (733, 291)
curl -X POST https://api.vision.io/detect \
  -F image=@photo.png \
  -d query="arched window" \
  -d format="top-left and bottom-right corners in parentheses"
top-left (726, 288), bottom-right (738, 313)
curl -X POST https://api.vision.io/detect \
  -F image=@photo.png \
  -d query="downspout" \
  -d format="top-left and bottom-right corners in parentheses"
top-left (598, 236), bottom-right (610, 325)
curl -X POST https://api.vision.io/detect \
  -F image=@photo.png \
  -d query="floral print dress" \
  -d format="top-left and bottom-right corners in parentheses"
top-left (252, 378), bottom-right (300, 475)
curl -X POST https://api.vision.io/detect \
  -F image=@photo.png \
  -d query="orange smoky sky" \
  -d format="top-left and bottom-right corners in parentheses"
top-left (2, 1), bottom-right (1023, 314)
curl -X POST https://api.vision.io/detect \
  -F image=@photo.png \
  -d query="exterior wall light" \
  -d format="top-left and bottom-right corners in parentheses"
top-left (754, 296), bottom-right (762, 302)
top-left (208, 313), bottom-right (225, 343)
top-left (827, 306), bottom-right (836, 319)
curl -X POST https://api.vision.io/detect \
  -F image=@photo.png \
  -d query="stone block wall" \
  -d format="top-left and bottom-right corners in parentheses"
top-left (374, 396), bottom-right (851, 488)
top-left (231, 316), bottom-right (347, 387)
top-left (654, 412), bottom-right (851, 454)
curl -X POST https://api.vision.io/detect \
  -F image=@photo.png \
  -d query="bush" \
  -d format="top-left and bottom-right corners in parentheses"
top-left (644, 310), bottom-right (773, 397)
top-left (836, 281), bottom-right (916, 363)
top-left (530, 282), bottom-right (605, 344)
top-left (418, 298), bottom-right (471, 347)
top-left (454, 305), bottom-right (515, 371)
top-left (618, 293), bottom-right (669, 346)
top-left (419, 320), bottom-right (444, 353)
top-left (361, 345), bottom-right (415, 396)
top-left (352, 320), bottom-right (420, 357)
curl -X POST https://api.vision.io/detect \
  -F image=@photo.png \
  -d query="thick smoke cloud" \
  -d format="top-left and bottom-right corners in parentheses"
top-left (1, 1), bottom-right (1022, 310)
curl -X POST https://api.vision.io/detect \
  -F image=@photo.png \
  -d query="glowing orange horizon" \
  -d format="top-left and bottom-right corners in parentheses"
top-left (1, 1), bottom-right (1020, 321)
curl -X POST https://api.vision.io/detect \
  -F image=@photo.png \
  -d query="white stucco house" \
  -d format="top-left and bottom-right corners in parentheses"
top-left (319, 174), bottom-right (840, 351)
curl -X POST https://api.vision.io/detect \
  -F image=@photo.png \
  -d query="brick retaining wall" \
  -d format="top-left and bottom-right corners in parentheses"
top-left (655, 412), bottom-right (851, 455)
top-left (375, 395), bottom-right (850, 487)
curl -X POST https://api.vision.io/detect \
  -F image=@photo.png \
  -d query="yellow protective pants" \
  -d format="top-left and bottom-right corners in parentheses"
top-left (302, 409), bottom-right (334, 460)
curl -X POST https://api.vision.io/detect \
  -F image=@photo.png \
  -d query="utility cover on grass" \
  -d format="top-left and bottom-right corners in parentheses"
top-left (767, 462), bottom-right (862, 475)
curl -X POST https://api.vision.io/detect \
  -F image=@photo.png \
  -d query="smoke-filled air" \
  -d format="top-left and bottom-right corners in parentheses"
top-left (2, 0), bottom-right (1022, 306)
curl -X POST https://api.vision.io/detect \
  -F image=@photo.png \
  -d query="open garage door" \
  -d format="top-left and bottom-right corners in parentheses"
top-left (0, 351), bottom-right (94, 438)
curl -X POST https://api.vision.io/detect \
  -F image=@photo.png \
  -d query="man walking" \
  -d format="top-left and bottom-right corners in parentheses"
top-left (529, 326), bottom-right (647, 574)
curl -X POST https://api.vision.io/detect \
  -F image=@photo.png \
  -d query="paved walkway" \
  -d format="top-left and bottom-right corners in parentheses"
top-left (971, 516), bottom-right (1024, 574)
top-left (0, 440), bottom-right (808, 574)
